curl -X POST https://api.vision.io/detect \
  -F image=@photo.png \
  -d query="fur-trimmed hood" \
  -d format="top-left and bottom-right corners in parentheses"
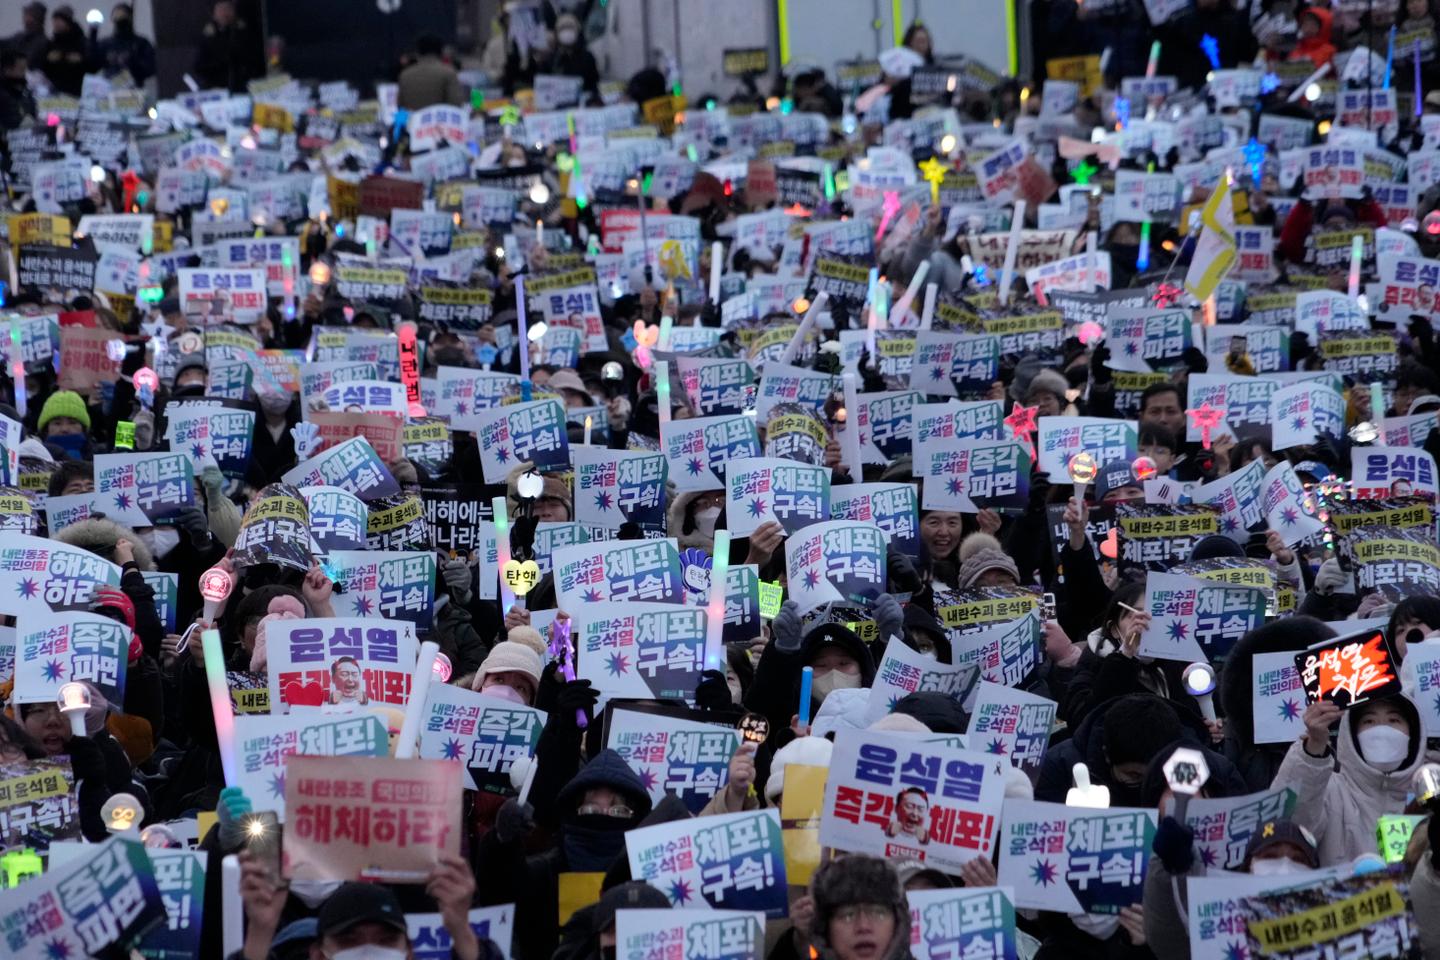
top-left (50, 517), bottom-right (155, 570)
top-left (667, 490), bottom-right (715, 552)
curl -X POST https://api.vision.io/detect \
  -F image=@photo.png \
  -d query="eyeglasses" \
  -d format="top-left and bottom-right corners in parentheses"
top-left (577, 803), bottom-right (633, 818)
top-left (833, 904), bottom-right (892, 924)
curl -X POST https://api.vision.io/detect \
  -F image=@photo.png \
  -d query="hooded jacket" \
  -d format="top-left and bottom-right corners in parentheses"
top-left (668, 490), bottom-right (716, 553)
top-left (1273, 693), bottom-right (1425, 865)
top-left (477, 749), bottom-right (652, 960)
top-left (1290, 7), bottom-right (1336, 70)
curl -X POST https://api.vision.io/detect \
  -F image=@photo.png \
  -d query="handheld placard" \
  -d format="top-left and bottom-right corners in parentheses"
top-left (394, 640), bottom-right (440, 760)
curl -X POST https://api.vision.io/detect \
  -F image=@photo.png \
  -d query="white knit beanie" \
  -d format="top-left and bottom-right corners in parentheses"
top-left (473, 641), bottom-right (544, 696)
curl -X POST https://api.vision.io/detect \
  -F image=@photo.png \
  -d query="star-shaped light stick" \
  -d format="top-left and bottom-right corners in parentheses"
top-left (1005, 404), bottom-right (1040, 461)
top-left (919, 156), bottom-right (948, 205)
top-left (875, 190), bottom-right (903, 243)
top-left (1188, 401), bottom-right (1226, 449)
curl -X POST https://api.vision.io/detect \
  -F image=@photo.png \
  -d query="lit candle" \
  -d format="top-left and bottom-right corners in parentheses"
top-left (583, 414), bottom-right (593, 446)
top-left (535, 218), bottom-right (544, 247)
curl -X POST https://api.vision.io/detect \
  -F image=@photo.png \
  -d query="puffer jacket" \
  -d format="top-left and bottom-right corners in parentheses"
top-left (1272, 693), bottom-right (1426, 865)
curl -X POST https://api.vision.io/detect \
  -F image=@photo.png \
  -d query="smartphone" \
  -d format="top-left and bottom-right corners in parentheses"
top-left (1228, 336), bottom-right (1245, 358)
top-left (1041, 592), bottom-right (1057, 621)
top-left (243, 811), bottom-right (282, 874)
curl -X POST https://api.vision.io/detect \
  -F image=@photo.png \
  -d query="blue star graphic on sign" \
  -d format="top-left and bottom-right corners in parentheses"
top-left (638, 767), bottom-right (659, 792)
top-left (803, 569), bottom-right (821, 589)
top-left (495, 446), bottom-right (510, 463)
top-left (747, 498), bottom-right (767, 518)
top-left (605, 652), bottom-right (630, 676)
top-left (269, 772), bottom-right (286, 798)
top-left (351, 595), bottom-right (375, 616)
top-left (687, 457), bottom-right (704, 476)
top-left (593, 491), bottom-right (614, 512)
top-left (442, 738), bottom-right (464, 760)
top-left (1280, 506), bottom-right (1299, 526)
top-left (113, 492), bottom-right (133, 511)
top-left (1167, 620), bottom-right (1189, 642)
top-left (1290, 416), bottom-right (1306, 432)
top-left (1029, 859), bottom-right (1058, 887)
top-left (1123, 341), bottom-right (1138, 356)
top-left (44, 938), bottom-right (74, 960)
top-left (931, 365), bottom-right (947, 381)
top-left (1198, 846), bottom-right (1218, 868)
top-left (16, 577), bottom-right (38, 599)
top-left (41, 659), bottom-right (66, 682)
top-left (583, 588), bottom-right (604, 602)
top-left (668, 878), bottom-right (694, 905)
top-left (1280, 698), bottom-right (1302, 721)
top-left (986, 738), bottom-right (1007, 755)
top-left (1220, 516), bottom-right (1239, 533)
top-left (946, 477), bottom-right (963, 494)
top-left (1223, 943), bottom-right (1247, 960)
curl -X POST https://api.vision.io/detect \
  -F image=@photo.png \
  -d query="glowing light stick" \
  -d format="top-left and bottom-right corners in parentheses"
top-left (8, 319), bottom-right (25, 420)
top-left (997, 200), bottom-right (1027, 306)
top-left (841, 372), bottom-right (864, 479)
top-left (199, 565), bottom-right (233, 622)
top-left (1371, 381), bottom-right (1386, 422)
top-left (1133, 456), bottom-right (1158, 481)
top-left (779, 292), bottom-right (828, 367)
top-left (1087, 231), bottom-right (1099, 290)
top-left (1187, 402), bottom-right (1226, 449)
top-left (134, 366), bottom-right (158, 409)
top-left (493, 496), bottom-right (516, 615)
top-left (394, 640), bottom-right (440, 760)
top-left (398, 322), bottom-right (424, 417)
top-left (709, 241), bottom-right (723, 304)
top-left (1137, 221), bottom-right (1151, 272)
top-left (1385, 26), bottom-right (1397, 88)
top-left (658, 314), bottom-right (673, 351)
top-left (516, 275), bottom-right (531, 399)
top-left (1146, 40), bottom-right (1162, 79)
top-left (798, 666), bottom-right (814, 728)
top-left (1418, 42), bottom-right (1426, 117)
top-left (57, 682), bottom-right (90, 738)
top-left (201, 628), bottom-right (237, 785)
top-left (919, 282), bottom-right (938, 331)
top-left (281, 245), bottom-right (295, 318)
top-left (706, 531), bottom-right (730, 671)
top-left (1068, 451), bottom-right (1098, 503)
top-left (656, 360), bottom-right (672, 428)
top-left (1285, 62), bottom-right (1332, 103)
top-left (1348, 235), bottom-right (1364, 298)
top-left (891, 261), bottom-right (930, 325)
top-left (550, 617), bottom-right (587, 729)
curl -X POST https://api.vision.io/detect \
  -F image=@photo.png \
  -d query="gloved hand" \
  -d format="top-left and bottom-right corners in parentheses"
top-left (873, 593), bottom-right (903, 644)
top-left (1314, 559), bottom-right (1351, 596)
top-left (494, 798), bottom-right (536, 844)
top-left (607, 395), bottom-right (632, 431)
top-left (1088, 344), bottom-right (1112, 386)
top-left (67, 735), bottom-right (106, 782)
top-left (82, 682), bottom-right (109, 736)
top-left (771, 600), bottom-right (803, 653)
top-left (174, 505), bottom-right (211, 549)
top-left (695, 669), bottom-right (734, 710)
top-left (132, 407), bottom-right (155, 450)
top-left (554, 678), bottom-right (600, 727)
top-left (201, 464), bottom-right (225, 497)
top-left (440, 557), bottom-right (473, 603)
top-left (216, 785), bottom-right (254, 852)
top-left (1151, 815), bottom-right (1196, 875)
top-left (1182, 346), bottom-right (1209, 375)
top-left (291, 421), bottom-right (322, 459)
top-left (1027, 471), bottom-right (1052, 516)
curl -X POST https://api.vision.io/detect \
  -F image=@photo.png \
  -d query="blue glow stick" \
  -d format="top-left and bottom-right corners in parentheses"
top-left (798, 666), bottom-right (814, 727)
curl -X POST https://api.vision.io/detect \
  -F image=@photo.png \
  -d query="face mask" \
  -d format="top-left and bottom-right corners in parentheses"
top-left (291, 878), bottom-right (343, 907)
top-left (558, 28), bottom-right (578, 44)
top-left (483, 683), bottom-right (526, 705)
top-left (1357, 725), bottom-right (1410, 771)
top-left (258, 392), bottom-right (290, 416)
top-left (915, 647), bottom-right (937, 661)
top-left (1250, 857), bottom-right (1307, 876)
top-left (49, 433), bottom-right (88, 460)
top-left (329, 947), bottom-right (407, 960)
top-left (139, 528), bottom-right (182, 559)
top-left (173, 383), bottom-right (207, 398)
top-left (693, 506), bottom-right (721, 537)
top-left (810, 669), bottom-right (861, 704)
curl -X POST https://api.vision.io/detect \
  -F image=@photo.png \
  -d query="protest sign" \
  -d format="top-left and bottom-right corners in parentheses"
top-left (626, 808), bottom-right (788, 916)
top-left (1138, 572), bottom-right (1268, 663)
top-left (1294, 630), bottom-right (1402, 708)
top-left (950, 610), bottom-right (1044, 690)
top-left (419, 683), bottom-right (545, 795)
top-left (1185, 787), bottom-right (1297, 870)
top-left (166, 405), bottom-right (255, 478)
top-left (302, 485), bottom-right (370, 553)
top-left (0, 757), bottom-right (78, 845)
top-left (265, 616), bottom-right (419, 712)
top-left (1035, 416), bottom-right (1138, 477)
top-left (828, 482), bottom-right (919, 558)
top-left (867, 637), bottom-right (979, 723)
top-left (472, 399), bottom-right (571, 483)
top-left (284, 755), bottom-right (462, 883)
top-left (1115, 503), bottom-right (1222, 573)
top-left (12, 610), bottom-right (130, 707)
top-left (1261, 461), bottom-right (1327, 546)
top-left (724, 457), bottom-right (830, 536)
top-left (554, 539), bottom-right (684, 609)
top-left (572, 447), bottom-right (668, 532)
top-left (1351, 447), bottom-right (1439, 500)
top-left (662, 415), bottom-right (763, 493)
top-left (998, 800), bottom-right (1157, 915)
top-left (1187, 868), bottom-right (1346, 960)
top-left (365, 493), bottom-right (431, 551)
top-left (408, 906), bottom-right (515, 960)
top-left (233, 483), bottom-right (314, 572)
top-left (967, 681), bottom-right (1058, 782)
top-left (1252, 651), bottom-right (1308, 744)
top-left (608, 708), bottom-right (740, 813)
top-left (615, 909), bottom-right (765, 960)
top-left (283, 436), bottom-right (401, 501)
top-left (1241, 873), bottom-right (1417, 960)
top-left (93, 452), bottom-right (196, 527)
top-left (572, 601), bottom-right (712, 702)
top-left (784, 520), bottom-right (888, 613)
top-left (907, 886), bottom-right (1020, 960)
top-left (916, 437), bottom-right (1032, 512)
top-left (1349, 525), bottom-right (1440, 599)
top-left (234, 712), bottom-right (389, 818)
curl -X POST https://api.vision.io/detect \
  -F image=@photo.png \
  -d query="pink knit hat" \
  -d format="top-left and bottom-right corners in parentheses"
top-left (250, 594), bottom-right (307, 673)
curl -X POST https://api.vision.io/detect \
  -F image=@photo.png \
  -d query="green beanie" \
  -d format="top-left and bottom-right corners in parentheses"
top-left (38, 391), bottom-right (92, 433)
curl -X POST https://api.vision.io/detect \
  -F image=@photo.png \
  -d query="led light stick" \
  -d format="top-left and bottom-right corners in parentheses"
top-left (281, 245), bottom-right (295, 319)
top-left (778, 292), bottom-right (828, 367)
top-left (551, 616), bottom-right (587, 729)
top-left (516, 275), bottom-right (532, 400)
top-left (1146, 40), bottom-right (1162, 79)
top-left (1182, 662), bottom-right (1217, 722)
top-left (1348, 235), bottom-right (1364, 297)
top-left (706, 531), bottom-right (730, 671)
top-left (394, 640), bottom-right (440, 759)
top-left (1371, 381), bottom-right (1386, 422)
top-left (201, 628), bottom-right (237, 785)
top-left (798, 666), bottom-right (814, 728)
top-left (1068, 451), bottom-right (1098, 504)
top-left (841, 372), bottom-right (864, 479)
top-left (134, 366), bottom-right (158, 409)
top-left (493, 495), bottom-right (516, 615)
top-left (656, 360), bottom-right (672, 428)
top-left (9, 319), bottom-right (25, 420)
top-left (997, 200), bottom-right (1027, 306)
top-left (1285, 62), bottom-right (1332, 103)
top-left (890, 261), bottom-right (930, 325)
top-left (919, 282), bottom-right (938, 331)
top-left (398, 322), bottom-right (424, 416)
top-left (199, 565), bottom-right (233, 622)
top-left (57, 682), bottom-right (90, 738)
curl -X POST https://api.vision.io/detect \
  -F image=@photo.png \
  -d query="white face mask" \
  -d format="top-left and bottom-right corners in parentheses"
top-left (483, 682), bottom-right (527, 704)
top-left (1250, 856), bottom-right (1307, 876)
top-left (290, 878), bottom-right (343, 907)
top-left (328, 947), bottom-right (407, 960)
top-left (139, 527), bottom-right (182, 559)
top-left (693, 506), bottom-right (721, 537)
top-left (1358, 725), bottom-right (1410, 771)
top-left (557, 28), bottom-right (578, 44)
top-left (810, 669), bottom-right (861, 704)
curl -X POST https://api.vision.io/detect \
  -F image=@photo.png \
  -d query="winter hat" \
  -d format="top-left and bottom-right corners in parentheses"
top-left (1095, 459), bottom-right (1142, 501)
top-left (591, 881), bottom-right (669, 933)
top-left (172, 353), bottom-right (208, 381)
top-left (1313, 558), bottom-right (1354, 594)
top-left (1024, 368), bottom-right (1069, 407)
top-left (17, 438), bottom-right (53, 463)
top-left (765, 735), bottom-right (833, 801)
top-left (37, 391), bottom-right (91, 433)
top-left (870, 713), bottom-right (931, 733)
top-left (506, 625), bottom-right (547, 657)
top-left (1243, 818), bottom-right (1320, 869)
top-left (250, 594), bottom-right (306, 673)
top-left (956, 533), bottom-right (1020, 588)
top-left (895, 860), bottom-right (952, 888)
top-left (1190, 534), bottom-right (1246, 562)
top-left (1102, 695), bottom-right (1183, 766)
top-left (473, 641), bottom-right (544, 699)
top-left (547, 369), bottom-right (594, 404)
top-left (892, 691), bottom-right (969, 733)
top-left (810, 687), bottom-right (870, 738)
top-left (809, 856), bottom-right (909, 955)
top-left (90, 587), bottom-right (136, 630)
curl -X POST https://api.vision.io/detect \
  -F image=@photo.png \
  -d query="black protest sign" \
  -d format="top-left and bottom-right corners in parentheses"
top-left (1293, 630), bottom-right (1402, 709)
top-left (18, 245), bottom-right (97, 294)
top-left (421, 483), bottom-right (493, 555)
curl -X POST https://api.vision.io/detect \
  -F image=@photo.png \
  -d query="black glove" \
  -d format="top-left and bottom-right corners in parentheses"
top-left (1428, 812), bottom-right (1440, 869)
top-left (67, 735), bottom-right (107, 783)
top-left (533, 660), bottom-right (563, 714)
top-left (554, 678), bottom-right (600, 726)
top-left (695, 669), bottom-right (733, 710)
top-left (1089, 344), bottom-right (1112, 386)
top-left (1027, 471), bottom-right (1052, 515)
top-left (1289, 331), bottom-right (1313, 370)
top-left (494, 798), bottom-right (535, 844)
top-left (1152, 815), bottom-right (1196, 875)
top-left (174, 506), bottom-right (211, 549)
top-left (771, 601), bottom-right (803, 653)
top-left (1182, 346), bottom-right (1209, 376)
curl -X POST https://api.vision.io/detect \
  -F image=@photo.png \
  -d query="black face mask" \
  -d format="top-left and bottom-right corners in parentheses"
top-left (114, 17), bottom-right (133, 34)
top-left (1109, 243), bottom-right (1140, 275)
top-left (173, 383), bottom-right (207, 398)
top-left (562, 815), bottom-right (632, 871)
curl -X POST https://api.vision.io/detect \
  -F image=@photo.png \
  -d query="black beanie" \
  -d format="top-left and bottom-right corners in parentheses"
top-left (1102, 694), bottom-right (1184, 766)
top-left (1190, 534), bottom-right (1246, 562)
